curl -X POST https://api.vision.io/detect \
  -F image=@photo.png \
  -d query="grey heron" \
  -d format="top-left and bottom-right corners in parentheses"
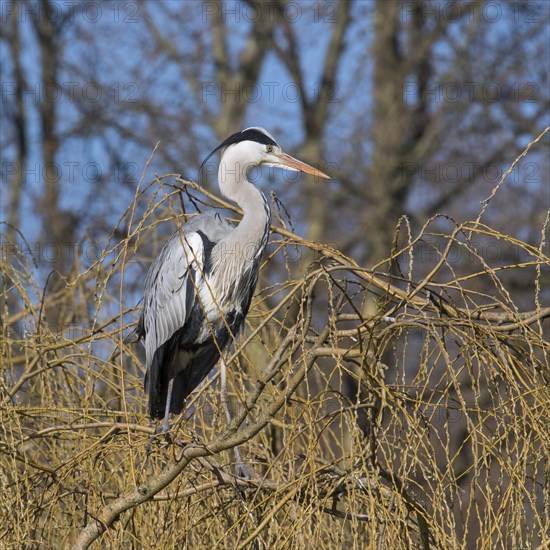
top-left (137, 127), bottom-right (329, 432)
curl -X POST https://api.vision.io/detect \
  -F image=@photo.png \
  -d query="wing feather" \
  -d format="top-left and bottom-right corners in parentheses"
top-left (140, 230), bottom-right (204, 369)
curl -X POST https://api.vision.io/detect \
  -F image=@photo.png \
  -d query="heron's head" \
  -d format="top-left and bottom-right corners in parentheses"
top-left (200, 127), bottom-right (330, 181)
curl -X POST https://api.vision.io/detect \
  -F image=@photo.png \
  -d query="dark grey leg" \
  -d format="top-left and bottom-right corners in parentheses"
top-left (161, 378), bottom-right (174, 433)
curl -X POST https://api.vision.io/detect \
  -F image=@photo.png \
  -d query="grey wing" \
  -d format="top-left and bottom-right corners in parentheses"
top-left (138, 229), bottom-right (205, 370)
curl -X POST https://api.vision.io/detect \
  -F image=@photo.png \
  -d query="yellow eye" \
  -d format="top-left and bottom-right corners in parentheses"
top-left (266, 145), bottom-right (273, 153)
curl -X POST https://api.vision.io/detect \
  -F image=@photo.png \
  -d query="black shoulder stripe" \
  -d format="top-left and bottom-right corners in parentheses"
top-left (196, 230), bottom-right (216, 274)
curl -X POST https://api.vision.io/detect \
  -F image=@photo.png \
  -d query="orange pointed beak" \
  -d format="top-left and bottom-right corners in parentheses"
top-left (276, 152), bottom-right (330, 179)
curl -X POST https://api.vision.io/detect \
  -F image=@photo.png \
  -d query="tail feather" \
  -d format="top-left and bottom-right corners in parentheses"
top-left (145, 345), bottom-right (168, 420)
top-left (146, 340), bottom-right (223, 419)
top-left (169, 345), bottom-right (221, 414)
top-left (145, 312), bottom-right (242, 420)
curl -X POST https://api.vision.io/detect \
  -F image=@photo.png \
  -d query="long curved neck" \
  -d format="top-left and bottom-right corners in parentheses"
top-left (217, 148), bottom-right (271, 259)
